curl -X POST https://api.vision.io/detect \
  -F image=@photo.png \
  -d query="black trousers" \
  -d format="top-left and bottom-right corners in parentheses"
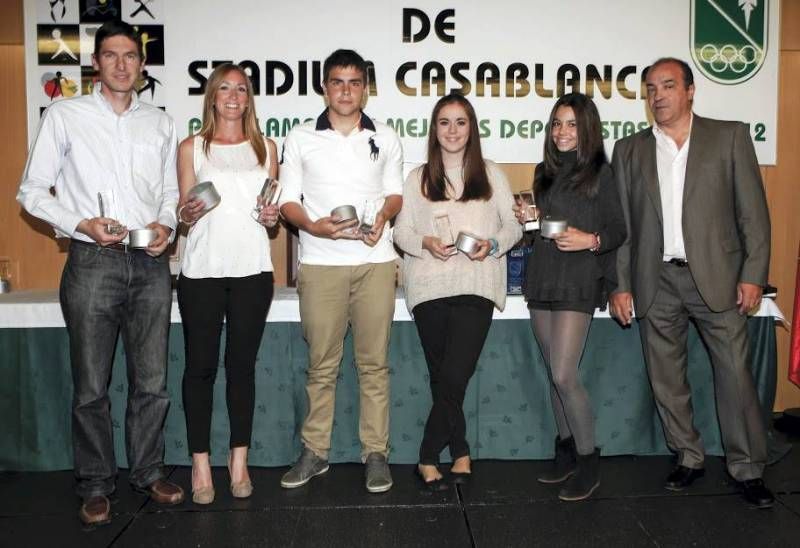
top-left (413, 295), bottom-right (494, 465)
top-left (177, 272), bottom-right (274, 454)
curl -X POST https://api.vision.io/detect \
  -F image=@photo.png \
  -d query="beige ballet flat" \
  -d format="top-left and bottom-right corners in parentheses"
top-left (230, 479), bottom-right (253, 499)
top-left (192, 485), bottom-right (215, 505)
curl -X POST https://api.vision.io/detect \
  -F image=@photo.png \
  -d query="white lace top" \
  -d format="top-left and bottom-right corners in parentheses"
top-left (180, 138), bottom-right (273, 278)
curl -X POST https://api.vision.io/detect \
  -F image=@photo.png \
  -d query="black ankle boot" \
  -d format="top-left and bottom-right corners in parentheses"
top-left (537, 436), bottom-right (576, 484)
top-left (558, 448), bottom-right (600, 501)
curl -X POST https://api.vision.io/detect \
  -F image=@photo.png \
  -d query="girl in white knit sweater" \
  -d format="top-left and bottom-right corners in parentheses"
top-left (394, 94), bottom-right (521, 487)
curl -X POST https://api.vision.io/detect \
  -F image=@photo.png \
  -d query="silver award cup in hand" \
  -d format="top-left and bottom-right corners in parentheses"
top-left (433, 213), bottom-right (458, 256)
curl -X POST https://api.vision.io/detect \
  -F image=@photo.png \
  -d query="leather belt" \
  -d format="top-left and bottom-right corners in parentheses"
top-left (666, 258), bottom-right (689, 267)
top-left (71, 239), bottom-right (130, 253)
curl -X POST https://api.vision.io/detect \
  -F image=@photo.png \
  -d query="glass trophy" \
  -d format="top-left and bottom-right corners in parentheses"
top-left (97, 192), bottom-right (124, 235)
top-left (252, 178), bottom-right (281, 221)
top-left (519, 191), bottom-right (539, 232)
top-left (433, 213), bottom-right (458, 256)
top-left (360, 199), bottom-right (379, 234)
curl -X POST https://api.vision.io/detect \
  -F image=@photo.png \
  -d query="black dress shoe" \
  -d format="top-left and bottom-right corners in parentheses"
top-left (740, 478), bottom-right (774, 509)
top-left (665, 465), bottom-right (705, 491)
top-left (449, 470), bottom-right (472, 485)
top-left (415, 466), bottom-right (449, 492)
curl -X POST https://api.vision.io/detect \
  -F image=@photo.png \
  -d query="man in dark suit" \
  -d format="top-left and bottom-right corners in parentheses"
top-left (609, 57), bottom-right (773, 508)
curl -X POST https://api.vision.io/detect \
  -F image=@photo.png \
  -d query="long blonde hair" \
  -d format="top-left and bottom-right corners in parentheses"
top-left (198, 63), bottom-right (266, 166)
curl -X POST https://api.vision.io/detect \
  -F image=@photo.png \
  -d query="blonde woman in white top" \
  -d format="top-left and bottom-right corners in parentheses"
top-left (176, 63), bottom-right (278, 504)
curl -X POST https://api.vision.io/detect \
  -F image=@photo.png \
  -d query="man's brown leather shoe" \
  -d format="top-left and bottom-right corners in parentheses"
top-left (145, 479), bottom-right (185, 505)
top-left (79, 495), bottom-right (111, 526)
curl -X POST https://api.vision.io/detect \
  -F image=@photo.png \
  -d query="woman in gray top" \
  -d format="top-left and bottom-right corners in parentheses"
top-left (394, 94), bottom-right (521, 488)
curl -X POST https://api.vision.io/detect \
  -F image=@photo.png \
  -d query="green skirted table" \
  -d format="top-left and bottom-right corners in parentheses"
top-left (0, 289), bottom-right (783, 471)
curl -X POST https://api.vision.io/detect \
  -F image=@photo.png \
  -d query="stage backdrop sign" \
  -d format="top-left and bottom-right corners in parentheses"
top-left (24, 0), bottom-right (780, 164)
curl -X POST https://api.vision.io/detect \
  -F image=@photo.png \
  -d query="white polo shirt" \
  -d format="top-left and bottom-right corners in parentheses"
top-left (279, 110), bottom-right (403, 266)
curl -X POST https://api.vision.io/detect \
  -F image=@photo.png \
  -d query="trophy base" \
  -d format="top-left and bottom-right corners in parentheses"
top-left (524, 220), bottom-right (539, 232)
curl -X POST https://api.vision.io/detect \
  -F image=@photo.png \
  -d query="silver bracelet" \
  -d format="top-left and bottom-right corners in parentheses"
top-left (177, 204), bottom-right (196, 226)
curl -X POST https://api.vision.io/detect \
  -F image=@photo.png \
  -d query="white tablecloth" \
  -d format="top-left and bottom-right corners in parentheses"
top-left (0, 288), bottom-right (786, 328)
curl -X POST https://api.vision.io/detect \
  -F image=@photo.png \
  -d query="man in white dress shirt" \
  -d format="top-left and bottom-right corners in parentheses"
top-left (278, 49), bottom-right (403, 493)
top-left (18, 21), bottom-right (184, 526)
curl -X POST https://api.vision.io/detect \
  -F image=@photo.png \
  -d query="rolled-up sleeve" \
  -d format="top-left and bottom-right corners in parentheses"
top-left (158, 118), bottom-right (179, 240)
top-left (17, 108), bottom-right (84, 237)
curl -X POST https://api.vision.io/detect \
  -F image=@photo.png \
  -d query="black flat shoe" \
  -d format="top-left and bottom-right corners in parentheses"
top-left (665, 465), bottom-right (705, 491)
top-left (449, 470), bottom-right (472, 485)
top-left (415, 466), bottom-right (449, 491)
top-left (740, 478), bottom-right (774, 509)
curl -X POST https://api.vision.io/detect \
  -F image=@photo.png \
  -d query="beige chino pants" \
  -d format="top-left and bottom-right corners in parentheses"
top-left (297, 261), bottom-right (395, 459)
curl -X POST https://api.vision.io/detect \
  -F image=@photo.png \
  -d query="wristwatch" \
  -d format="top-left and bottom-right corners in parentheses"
top-left (488, 238), bottom-right (499, 256)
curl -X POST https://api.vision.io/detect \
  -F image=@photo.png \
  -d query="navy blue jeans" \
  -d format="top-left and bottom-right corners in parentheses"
top-left (60, 241), bottom-right (172, 499)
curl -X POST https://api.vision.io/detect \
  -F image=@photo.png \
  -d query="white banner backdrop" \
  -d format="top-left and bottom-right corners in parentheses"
top-left (24, 0), bottom-right (780, 164)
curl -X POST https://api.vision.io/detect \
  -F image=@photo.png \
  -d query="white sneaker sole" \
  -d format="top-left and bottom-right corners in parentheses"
top-left (366, 480), bottom-right (393, 493)
top-left (280, 464), bottom-right (330, 489)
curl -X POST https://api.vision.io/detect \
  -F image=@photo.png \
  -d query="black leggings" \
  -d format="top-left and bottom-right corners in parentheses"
top-left (178, 272), bottom-right (273, 454)
top-left (413, 295), bottom-right (494, 465)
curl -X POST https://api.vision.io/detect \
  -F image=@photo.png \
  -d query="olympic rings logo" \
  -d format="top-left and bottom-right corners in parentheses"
top-left (698, 44), bottom-right (760, 74)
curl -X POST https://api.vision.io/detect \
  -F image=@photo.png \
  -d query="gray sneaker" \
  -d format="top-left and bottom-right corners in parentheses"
top-left (365, 452), bottom-right (393, 493)
top-left (280, 448), bottom-right (329, 489)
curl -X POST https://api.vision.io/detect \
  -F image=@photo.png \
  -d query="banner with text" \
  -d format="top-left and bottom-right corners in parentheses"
top-left (23, 0), bottom-right (780, 164)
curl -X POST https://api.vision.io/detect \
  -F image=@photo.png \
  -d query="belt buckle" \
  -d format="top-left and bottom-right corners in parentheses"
top-left (668, 258), bottom-right (688, 267)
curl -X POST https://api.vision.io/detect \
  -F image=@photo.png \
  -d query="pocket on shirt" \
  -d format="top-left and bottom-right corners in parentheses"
top-left (132, 141), bottom-right (166, 187)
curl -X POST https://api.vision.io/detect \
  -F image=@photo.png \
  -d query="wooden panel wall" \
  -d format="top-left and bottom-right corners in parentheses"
top-left (767, 0), bottom-right (800, 409)
top-left (2, 0), bottom-right (799, 407)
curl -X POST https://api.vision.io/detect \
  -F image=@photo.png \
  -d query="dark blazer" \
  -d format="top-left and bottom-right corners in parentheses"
top-left (612, 115), bottom-right (770, 315)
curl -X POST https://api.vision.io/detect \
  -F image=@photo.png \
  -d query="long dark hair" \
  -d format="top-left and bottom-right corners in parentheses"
top-left (534, 93), bottom-right (606, 201)
top-left (421, 94), bottom-right (492, 202)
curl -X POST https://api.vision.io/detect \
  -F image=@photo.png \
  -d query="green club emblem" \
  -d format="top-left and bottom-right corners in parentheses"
top-left (691, 0), bottom-right (768, 84)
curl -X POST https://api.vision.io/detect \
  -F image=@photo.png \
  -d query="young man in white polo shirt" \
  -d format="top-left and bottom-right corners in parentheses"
top-left (278, 49), bottom-right (403, 493)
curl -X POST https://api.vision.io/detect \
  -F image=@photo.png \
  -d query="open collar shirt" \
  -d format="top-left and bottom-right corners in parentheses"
top-left (653, 114), bottom-right (693, 262)
top-left (17, 83), bottom-right (179, 243)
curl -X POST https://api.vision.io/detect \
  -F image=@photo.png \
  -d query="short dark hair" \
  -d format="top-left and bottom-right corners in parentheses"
top-left (647, 57), bottom-right (694, 88)
top-left (94, 21), bottom-right (143, 59)
top-left (322, 49), bottom-right (367, 83)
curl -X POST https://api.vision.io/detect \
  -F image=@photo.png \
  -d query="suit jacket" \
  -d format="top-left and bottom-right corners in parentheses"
top-left (612, 115), bottom-right (770, 316)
